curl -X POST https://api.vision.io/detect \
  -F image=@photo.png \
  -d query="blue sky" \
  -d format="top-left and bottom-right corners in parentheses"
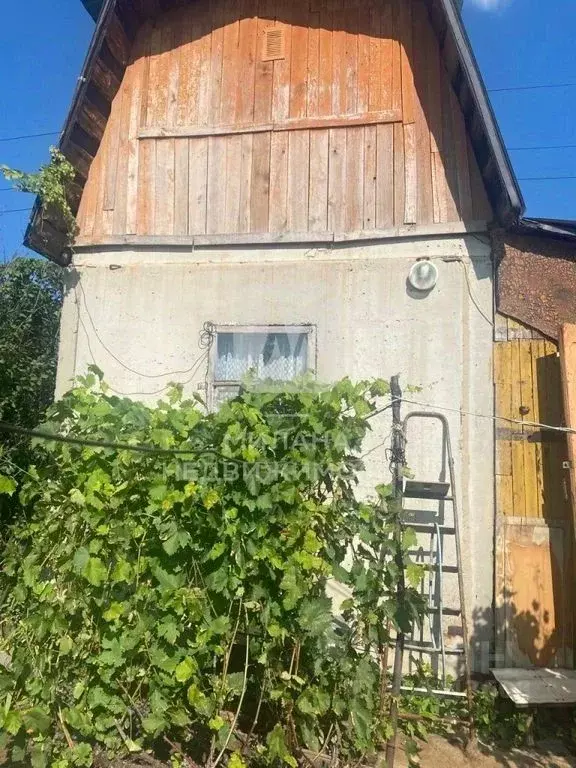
top-left (0, 0), bottom-right (574, 258)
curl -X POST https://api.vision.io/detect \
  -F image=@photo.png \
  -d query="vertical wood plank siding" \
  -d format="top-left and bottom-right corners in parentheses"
top-left (76, 0), bottom-right (493, 242)
top-left (494, 319), bottom-right (574, 667)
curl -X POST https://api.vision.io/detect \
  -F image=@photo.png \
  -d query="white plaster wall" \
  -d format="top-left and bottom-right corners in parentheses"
top-left (57, 234), bottom-right (494, 668)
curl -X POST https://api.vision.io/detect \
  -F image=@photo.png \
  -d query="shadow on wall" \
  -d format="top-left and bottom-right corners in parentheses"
top-left (470, 594), bottom-right (570, 676)
top-left (404, 593), bottom-right (569, 691)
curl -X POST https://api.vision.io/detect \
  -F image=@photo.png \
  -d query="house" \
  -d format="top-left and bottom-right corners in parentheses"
top-left (24, 0), bottom-right (575, 674)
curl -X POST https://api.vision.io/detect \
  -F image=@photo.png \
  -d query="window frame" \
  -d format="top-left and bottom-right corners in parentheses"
top-left (208, 323), bottom-right (317, 410)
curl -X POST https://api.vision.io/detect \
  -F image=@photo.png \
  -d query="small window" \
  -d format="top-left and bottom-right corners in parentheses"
top-left (210, 326), bottom-right (314, 408)
top-left (262, 27), bottom-right (286, 62)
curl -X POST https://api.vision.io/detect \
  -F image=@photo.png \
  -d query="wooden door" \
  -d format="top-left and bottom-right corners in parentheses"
top-left (494, 318), bottom-right (574, 668)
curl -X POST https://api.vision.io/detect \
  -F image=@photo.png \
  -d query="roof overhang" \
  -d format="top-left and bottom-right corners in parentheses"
top-left (27, 0), bottom-right (524, 263)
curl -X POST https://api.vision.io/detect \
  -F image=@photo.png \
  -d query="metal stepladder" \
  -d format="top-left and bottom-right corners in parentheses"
top-left (399, 410), bottom-right (473, 708)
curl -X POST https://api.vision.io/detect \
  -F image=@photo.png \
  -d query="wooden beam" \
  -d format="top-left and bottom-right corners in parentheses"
top-left (138, 109), bottom-right (402, 140)
top-left (559, 323), bottom-right (576, 541)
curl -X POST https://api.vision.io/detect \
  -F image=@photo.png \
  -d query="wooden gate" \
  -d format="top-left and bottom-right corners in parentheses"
top-left (494, 317), bottom-right (574, 668)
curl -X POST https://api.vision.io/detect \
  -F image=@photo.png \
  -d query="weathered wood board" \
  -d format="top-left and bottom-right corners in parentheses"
top-left (77, 0), bottom-right (493, 243)
top-left (494, 331), bottom-right (574, 669)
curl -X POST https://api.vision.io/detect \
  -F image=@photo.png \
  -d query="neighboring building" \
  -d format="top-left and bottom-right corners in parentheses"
top-left (25, 0), bottom-right (574, 671)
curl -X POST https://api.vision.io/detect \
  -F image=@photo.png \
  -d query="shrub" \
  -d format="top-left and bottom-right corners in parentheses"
top-left (0, 372), bottom-right (425, 767)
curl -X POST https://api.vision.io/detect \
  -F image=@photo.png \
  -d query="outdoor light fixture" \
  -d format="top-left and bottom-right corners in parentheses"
top-left (408, 259), bottom-right (438, 292)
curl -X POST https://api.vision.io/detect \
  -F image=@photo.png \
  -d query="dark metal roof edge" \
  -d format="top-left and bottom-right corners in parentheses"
top-left (515, 217), bottom-right (576, 243)
top-left (24, 0), bottom-right (117, 260)
top-left (439, 0), bottom-right (525, 224)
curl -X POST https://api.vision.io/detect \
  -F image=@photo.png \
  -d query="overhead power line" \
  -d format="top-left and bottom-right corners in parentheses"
top-left (508, 144), bottom-right (576, 152)
top-left (518, 175), bottom-right (576, 181)
top-left (0, 207), bottom-right (33, 214)
top-left (0, 130), bottom-right (59, 143)
top-left (488, 83), bottom-right (576, 93)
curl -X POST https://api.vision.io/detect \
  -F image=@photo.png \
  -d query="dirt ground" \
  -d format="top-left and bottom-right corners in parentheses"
top-left (395, 735), bottom-right (576, 768)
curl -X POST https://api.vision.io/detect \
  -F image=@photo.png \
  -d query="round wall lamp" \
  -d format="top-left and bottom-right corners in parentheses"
top-left (407, 259), bottom-right (438, 293)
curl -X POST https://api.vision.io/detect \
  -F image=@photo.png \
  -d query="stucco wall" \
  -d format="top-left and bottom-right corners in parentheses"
top-left (57, 234), bottom-right (494, 670)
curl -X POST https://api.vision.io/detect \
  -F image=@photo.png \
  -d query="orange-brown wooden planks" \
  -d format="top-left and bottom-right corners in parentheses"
top-left (76, 0), bottom-right (494, 242)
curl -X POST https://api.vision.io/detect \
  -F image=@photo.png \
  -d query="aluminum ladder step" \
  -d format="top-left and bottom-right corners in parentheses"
top-left (403, 480), bottom-right (451, 500)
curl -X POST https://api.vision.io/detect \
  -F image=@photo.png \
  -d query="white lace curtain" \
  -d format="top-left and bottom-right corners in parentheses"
top-left (215, 332), bottom-right (308, 382)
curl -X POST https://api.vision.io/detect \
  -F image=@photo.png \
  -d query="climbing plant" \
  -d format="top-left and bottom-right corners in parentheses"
top-left (0, 373), bottom-right (426, 767)
top-left (0, 147), bottom-right (77, 242)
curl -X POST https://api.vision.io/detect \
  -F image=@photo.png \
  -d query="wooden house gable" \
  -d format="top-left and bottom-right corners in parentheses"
top-left (75, 0), bottom-right (492, 245)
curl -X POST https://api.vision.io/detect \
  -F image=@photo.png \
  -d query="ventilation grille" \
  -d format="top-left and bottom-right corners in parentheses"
top-left (262, 27), bottom-right (286, 61)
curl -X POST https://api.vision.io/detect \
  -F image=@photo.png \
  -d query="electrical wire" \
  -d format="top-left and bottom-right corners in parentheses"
top-left (488, 83), bottom-right (576, 93)
top-left (508, 144), bottom-right (576, 152)
top-left (457, 259), bottom-right (493, 327)
top-left (0, 207), bottom-right (33, 214)
top-left (0, 130), bottom-right (59, 143)
top-left (75, 280), bottom-right (215, 380)
top-left (0, 420), bottom-right (219, 457)
top-left (0, 390), bottom-right (574, 457)
top-left (398, 397), bottom-right (576, 435)
top-left (518, 176), bottom-right (576, 182)
top-left (76, 307), bottom-right (212, 398)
